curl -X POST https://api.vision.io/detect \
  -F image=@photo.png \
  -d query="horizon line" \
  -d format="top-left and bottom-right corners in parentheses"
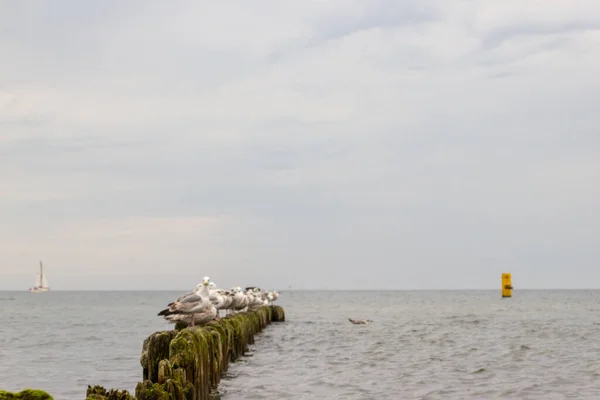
top-left (2, 288), bottom-right (600, 292)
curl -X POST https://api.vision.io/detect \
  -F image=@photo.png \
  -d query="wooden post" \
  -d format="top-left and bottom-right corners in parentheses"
top-left (502, 273), bottom-right (513, 298)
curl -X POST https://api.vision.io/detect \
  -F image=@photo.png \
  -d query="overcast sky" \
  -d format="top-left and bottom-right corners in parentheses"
top-left (1, 0), bottom-right (599, 290)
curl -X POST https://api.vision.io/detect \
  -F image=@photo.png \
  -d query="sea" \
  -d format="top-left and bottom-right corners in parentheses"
top-left (1, 290), bottom-right (600, 399)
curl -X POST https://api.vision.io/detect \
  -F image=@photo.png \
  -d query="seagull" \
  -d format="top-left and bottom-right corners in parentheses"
top-left (260, 291), bottom-right (269, 306)
top-left (208, 281), bottom-right (230, 318)
top-left (222, 289), bottom-right (234, 314)
top-left (157, 276), bottom-right (215, 327)
top-left (247, 287), bottom-right (265, 311)
top-left (228, 287), bottom-right (244, 315)
top-left (164, 308), bottom-right (217, 326)
top-left (233, 287), bottom-right (250, 313)
top-left (348, 318), bottom-right (373, 325)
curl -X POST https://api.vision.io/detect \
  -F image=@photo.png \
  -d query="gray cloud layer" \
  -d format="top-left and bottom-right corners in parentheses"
top-left (1, 0), bottom-right (599, 290)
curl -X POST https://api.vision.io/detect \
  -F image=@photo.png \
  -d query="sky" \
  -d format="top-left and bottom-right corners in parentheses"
top-left (1, 0), bottom-right (599, 290)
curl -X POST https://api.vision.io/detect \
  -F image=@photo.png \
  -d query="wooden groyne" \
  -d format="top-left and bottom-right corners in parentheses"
top-left (86, 305), bottom-right (285, 400)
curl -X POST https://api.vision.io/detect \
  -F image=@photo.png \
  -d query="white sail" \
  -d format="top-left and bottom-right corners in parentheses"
top-left (40, 261), bottom-right (48, 288)
top-left (35, 273), bottom-right (42, 287)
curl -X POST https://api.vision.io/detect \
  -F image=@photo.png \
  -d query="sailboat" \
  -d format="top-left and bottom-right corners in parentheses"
top-left (29, 260), bottom-right (50, 293)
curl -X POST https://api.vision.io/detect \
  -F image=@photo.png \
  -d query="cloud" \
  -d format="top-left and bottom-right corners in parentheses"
top-left (1, 0), bottom-right (600, 289)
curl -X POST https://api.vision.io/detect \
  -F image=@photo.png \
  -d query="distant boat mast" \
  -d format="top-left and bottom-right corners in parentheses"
top-left (29, 260), bottom-right (50, 293)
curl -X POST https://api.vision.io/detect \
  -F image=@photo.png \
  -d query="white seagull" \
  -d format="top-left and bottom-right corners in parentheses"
top-left (157, 276), bottom-right (216, 327)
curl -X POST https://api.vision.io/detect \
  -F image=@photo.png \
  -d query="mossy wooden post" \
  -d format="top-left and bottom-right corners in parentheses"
top-left (271, 305), bottom-right (285, 322)
top-left (0, 389), bottom-right (54, 400)
top-left (85, 385), bottom-right (134, 400)
top-left (140, 331), bottom-right (178, 383)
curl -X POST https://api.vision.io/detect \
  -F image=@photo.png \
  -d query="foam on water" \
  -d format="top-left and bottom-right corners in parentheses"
top-left (2, 290), bottom-right (600, 399)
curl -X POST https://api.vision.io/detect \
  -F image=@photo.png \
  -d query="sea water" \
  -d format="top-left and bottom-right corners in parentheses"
top-left (2, 290), bottom-right (600, 399)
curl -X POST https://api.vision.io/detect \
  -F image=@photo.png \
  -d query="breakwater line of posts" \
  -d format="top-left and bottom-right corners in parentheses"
top-left (0, 306), bottom-right (285, 400)
top-left (86, 305), bottom-right (286, 400)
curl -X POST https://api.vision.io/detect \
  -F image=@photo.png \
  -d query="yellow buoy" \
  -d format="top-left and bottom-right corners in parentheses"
top-left (502, 273), bottom-right (513, 298)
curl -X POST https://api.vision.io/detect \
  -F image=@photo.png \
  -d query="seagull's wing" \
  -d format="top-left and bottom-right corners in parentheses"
top-left (179, 292), bottom-right (203, 303)
top-left (169, 291), bottom-right (202, 306)
top-left (158, 295), bottom-right (207, 316)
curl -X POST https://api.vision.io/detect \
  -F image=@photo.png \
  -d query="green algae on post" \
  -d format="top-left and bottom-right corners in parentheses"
top-left (271, 305), bottom-right (285, 322)
top-left (85, 385), bottom-right (134, 400)
top-left (0, 389), bottom-right (54, 400)
top-left (140, 330), bottom-right (178, 383)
